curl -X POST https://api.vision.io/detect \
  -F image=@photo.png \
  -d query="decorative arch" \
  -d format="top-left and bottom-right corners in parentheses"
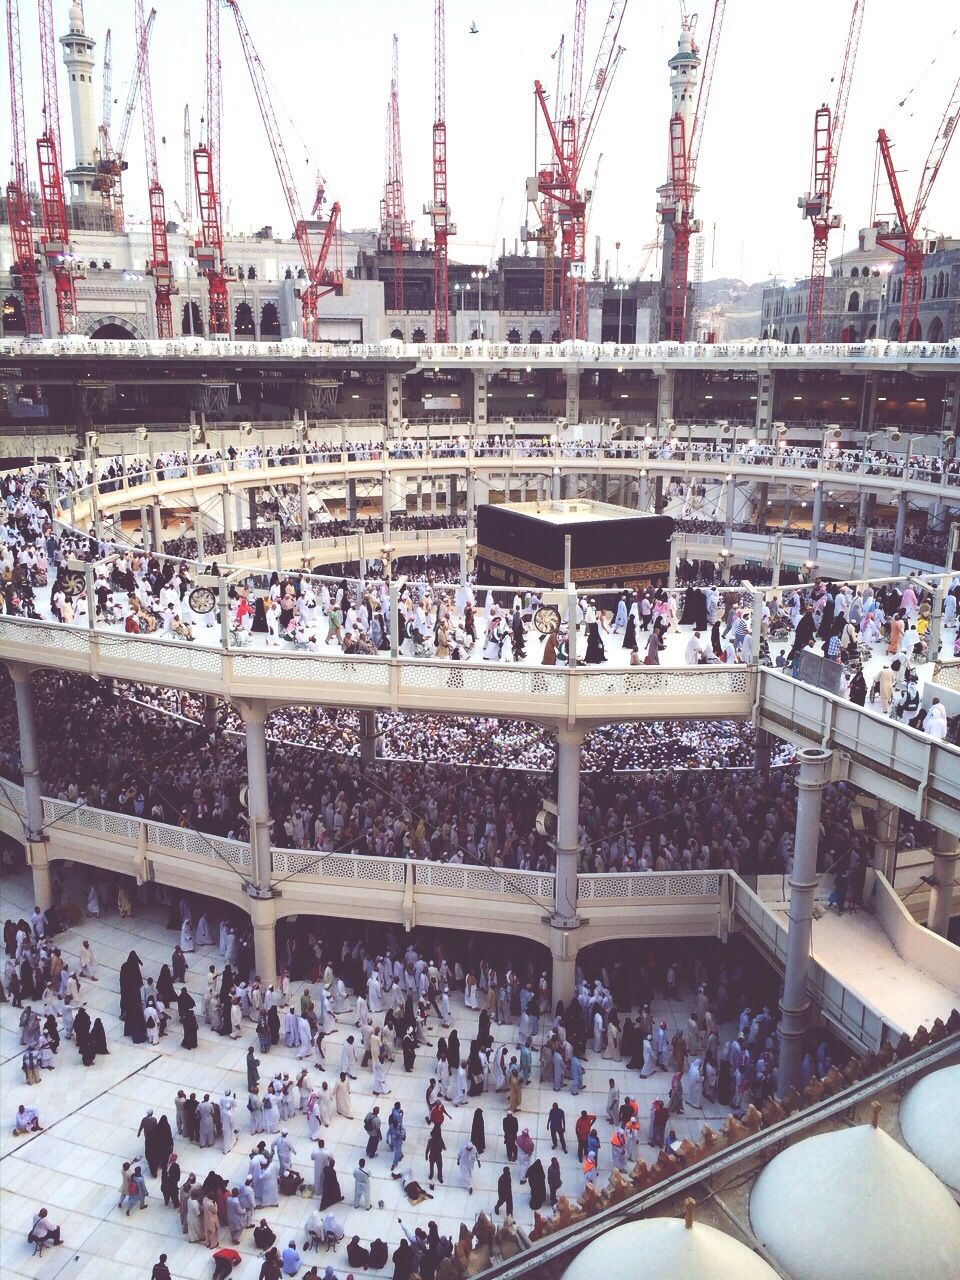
top-left (83, 313), bottom-right (145, 339)
top-left (506, 328), bottom-right (521, 343)
top-left (847, 291), bottom-right (860, 312)
top-left (921, 277), bottom-right (928, 300)
top-left (2, 294), bottom-right (27, 335)
top-left (850, 266), bottom-right (859, 278)
top-left (551, 328), bottom-right (561, 343)
top-left (790, 326), bottom-right (801, 344)
top-left (260, 302), bottom-right (281, 338)
top-left (182, 301), bottom-right (204, 336)
top-left (234, 300), bottom-right (255, 337)
top-left (529, 328), bottom-right (543, 343)
top-left (887, 319), bottom-right (901, 340)
top-left (390, 328), bottom-right (404, 340)
top-left (906, 317), bottom-right (922, 341)
top-left (867, 324), bottom-right (877, 339)
top-left (840, 324), bottom-right (858, 342)
top-left (411, 327), bottom-right (426, 342)
top-left (927, 316), bottom-right (944, 343)
top-left (761, 328), bottom-right (769, 339)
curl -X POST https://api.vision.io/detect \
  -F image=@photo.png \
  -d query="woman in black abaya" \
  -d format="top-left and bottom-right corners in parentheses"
top-left (470, 1107), bottom-right (485, 1155)
top-left (181, 1007), bottom-right (198, 1050)
top-left (90, 1017), bottom-right (109, 1056)
top-left (119, 951), bottom-right (143, 1022)
top-left (156, 965), bottom-right (176, 1005)
top-left (527, 1159), bottom-right (547, 1211)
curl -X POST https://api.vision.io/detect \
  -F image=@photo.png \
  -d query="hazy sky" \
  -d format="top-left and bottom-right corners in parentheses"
top-left (8, 0), bottom-right (959, 283)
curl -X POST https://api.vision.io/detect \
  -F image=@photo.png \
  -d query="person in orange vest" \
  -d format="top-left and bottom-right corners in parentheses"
top-left (625, 1116), bottom-right (641, 1162)
top-left (581, 1153), bottom-right (597, 1192)
top-left (574, 1111), bottom-right (596, 1162)
top-left (610, 1126), bottom-right (627, 1173)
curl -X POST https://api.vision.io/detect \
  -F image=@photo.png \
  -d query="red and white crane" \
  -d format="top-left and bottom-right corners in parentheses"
top-left (5, 0), bottom-right (42, 334)
top-left (799, 0), bottom-right (865, 343)
top-left (426, 0), bottom-right (455, 341)
top-left (36, 0), bottom-right (78, 334)
top-left (224, 0), bottom-right (342, 343)
top-left (381, 34), bottom-right (410, 312)
top-left (193, 0), bottom-right (228, 334)
top-left (94, 9), bottom-right (155, 234)
top-left (532, 0), bottom-right (628, 340)
top-left (657, 0), bottom-right (726, 343)
top-left (135, 0), bottom-right (174, 338)
top-left (874, 71), bottom-right (960, 340)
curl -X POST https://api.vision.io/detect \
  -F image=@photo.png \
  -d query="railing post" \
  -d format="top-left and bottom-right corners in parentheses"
top-left (777, 746), bottom-right (833, 1098)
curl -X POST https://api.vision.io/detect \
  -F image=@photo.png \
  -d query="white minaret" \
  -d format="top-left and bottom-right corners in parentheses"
top-left (657, 22), bottom-right (701, 338)
top-left (60, 1), bottom-right (98, 201)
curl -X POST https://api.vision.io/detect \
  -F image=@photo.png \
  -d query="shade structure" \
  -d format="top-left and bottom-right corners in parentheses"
top-left (562, 1215), bottom-right (779, 1280)
top-left (899, 1064), bottom-right (960, 1195)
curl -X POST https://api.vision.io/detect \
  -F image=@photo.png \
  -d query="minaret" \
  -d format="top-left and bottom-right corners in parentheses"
top-left (657, 22), bottom-right (701, 338)
top-left (60, 1), bottom-right (98, 202)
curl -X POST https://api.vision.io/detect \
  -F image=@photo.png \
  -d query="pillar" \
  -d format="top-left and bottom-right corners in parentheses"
top-left (248, 488), bottom-right (259, 532)
top-left (553, 726), bottom-right (583, 926)
top-left (465, 470), bottom-right (476, 543)
top-left (193, 513), bottom-right (205, 563)
top-left (472, 369), bottom-right (488, 429)
top-left (346, 479), bottom-right (358, 523)
top-left (667, 535), bottom-right (678, 589)
top-left (10, 665), bottom-right (51, 909)
top-left (856, 489), bottom-right (873, 537)
top-left (654, 475), bottom-right (664, 511)
top-left (809, 483), bottom-right (823, 562)
top-left (859, 373), bottom-right (878, 433)
top-left (754, 726), bottom-right (772, 776)
top-left (638, 470), bottom-right (648, 512)
top-left (563, 472), bottom-right (577, 500)
top-left (754, 370), bottom-right (775, 439)
top-left (386, 371), bottom-right (403, 434)
top-left (239, 700), bottom-right (273, 895)
top-left (203, 695), bottom-right (218, 730)
top-left (300, 476), bottom-right (310, 556)
top-left (550, 932), bottom-right (578, 1007)
top-left (382, 469), bottom-right (392, 540)
top-left (564, 369), bottom-right (581, 426)
top-left (222, 487), bottom-right (235, 558)
top-left (873, 799), bottom-right (898, 883)
top-left (140, 507), bottom-right (151, 552)
top-left (777, 747), bottom-right (833, 1098)
top-left (941, 375), bottom-right (959, 435)
top-left (415, 479), bottom-right (423, 514)
top-left (756, 481), bottom-right (769, 526)
top-left (890, 492), bottom-right (907, 575)
top-left (551, 468), bottom-right (562, 501)
top-left (272, 521), bottom-right (283, 572)
top-left (771, 533), bottom-right (783, 588)
top-left (249, 895), bottom-right (278, 985)
top-left (927, 827), bottom-right (959, 937)
top-left (150, 499), bottom-right (162, 551)
top-left (656, 369), bottom-right (675, 435)
top-left (447, 475), bottom-right (458, 515)
top-left (358, 709), bottom-right (378, 768)
top-left (928, 581), bottom-right (946, 664)
top-left (724, 476), bottom-right (735, 550)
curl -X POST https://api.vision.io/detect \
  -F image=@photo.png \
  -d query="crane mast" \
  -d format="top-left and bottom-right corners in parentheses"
top-left (37, 0), bottom-right (77, 334)
top-left (5, 0), bottom-right (42, 333)
top-left (426, 0), bottom-right (455, 342)
top-left (183, 105), bottom-right (193, 228)
top-left (382, 34), bottom-right (409, 313)
top-left (136, 0), bottom-right (174, 338)
top-left (95, 10), bottom-right (155, 234)
top-left (224, 0), bottom-right (342, 342)
top-left (799, 0), bottom-right (864, 343)
top-left (875, 68), bottom-right (960, 339)
top-left (193, 0), bottom-right (228, 334)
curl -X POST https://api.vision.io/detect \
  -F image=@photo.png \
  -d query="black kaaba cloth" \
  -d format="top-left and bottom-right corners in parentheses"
top-left (475, 501), bottom-right (674, 589)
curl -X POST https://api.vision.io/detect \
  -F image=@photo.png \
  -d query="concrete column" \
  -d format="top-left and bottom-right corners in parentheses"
top-left (203, 695), bottom-right (218, 730)
top-left (150, 499), bottom-right (163, 551)
top-left (771, 533), bottom-right (783, 588)
top-left (890, 492), bottom-right (907, 575)
top-left (248, 488), bottom-right (259, 531)
top-left (140, 507), bottom-right (151, 552)
top-left (239, 700), bottom-right (273, 894)
top-left (193, 513), bottom-right (205, 563)
top-left (389, 580), bottom-right (400, 657)
top-left (415, 480), bottom-right (423, 514)
top-left (563, 472), bottom-right (577, 500)
top-left (564, 369), bottom-right (581, 426)
top-left (756, 481), bottom-right (769, 525)
top-left (465, 470), bottom-right (476, 543)
top-left (300, 476), bottom-right (310, 556)
top-left (940, 375), bottom-right (959, 435)
top-left (927, 827), bottom-right (959, 937)
top-left (553, 726), bottom-right (583, 925)
top-left (550, 932), bottom-right (578, 1007)
top-left (222, 488), bottom-right (235, 558)
top-left (873, 799), bottom-right (898, 883)
top-left (724, 476), bottom-right (735, 550)
top-left (638, 470), bottom-right (648, 512)
top-left (272, 521), bottom-right (283, 572)
top-left (448, 475), bottom-right (458, 515)
top-left (809, 483), bottom-right (823, 562)
top-left (777, 747), bottom-right (833, 1098)
top-left (656, 369), bottom-right (675, 435)
top-left (667, 535), bottom-right (678, 589)
top-left (472, 369), bottom-right (488, 428)
top-left (859, 373), bottom-right (878, 433)
top-left (754, 726), bottom-right (772, 775)
top-left (928, 582), bottom-right (946, 664)
top-left (10, 665), bottom-right (51, 909)
top-left (861, 528), bottom-right (874, 579)
top-left (386, 371), bottom-right (403, 434)
top-left (856, 489), bottom-right (873, 537)
top-left (382, 470), bottom-right (392, 541)
top-left (551, 468), bottom-right (561, 501)
top-left (346, 479), bottom-right (358, 523)
top-left (358, 709), bottom-right (378, 768)
top-left (754, 370), bottom-right (775, 438)
top-left (249, 895), bottom-right (278, 985)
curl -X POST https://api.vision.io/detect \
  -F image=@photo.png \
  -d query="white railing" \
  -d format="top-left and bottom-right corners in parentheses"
top-left (413, 861), bottom-right (555, 900)
top-left (271, 847), bottom-right (406, 883)
top-left (578, 871), bottom-right (722, 900)
top-left (398, 662), bottom-right (568, 700)
top-left (577, 667), bottom-right (754, 701)
top-left (232, 650), bottom-right (391, 690)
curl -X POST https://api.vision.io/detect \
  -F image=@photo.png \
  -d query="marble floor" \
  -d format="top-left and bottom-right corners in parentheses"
top-left (1, 871), bottom-right (735, 1280)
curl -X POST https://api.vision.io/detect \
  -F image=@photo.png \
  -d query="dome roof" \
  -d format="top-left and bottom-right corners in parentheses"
top-left (900, 1064), bottom-right (960, 1194)
top-left (562, 1216), bottom-right (778, 1280)
top-left (750, 1122), bottom-right (960, 1280)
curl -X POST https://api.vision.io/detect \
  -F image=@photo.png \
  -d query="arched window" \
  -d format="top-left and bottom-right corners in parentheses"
top-left (887, 319), bottom-right (901, 340)
top-left (260, 302), bottom-right (280, 338)
top-left (2, 294), bottom-right (26, 335)
top-left (551, 328), bottom-right (561, 343)
top-left (791, 326), bottom-right (801, 344)
top-left (181, 300), bottom-right (204, 336)
top-left (921, 276), bottom-right (928, 299)
top-left (234, 301), bottom-right (254, 337)
top-left (507, 328), bottom-right (521, 343)
top-left (841, 325), bottom-right (857, 342)
top-left (529, 328), bottom-right (543, 343)
top-left (906, 317), bottom-right (921, 341)
top-left (867, 324), bottom-right (877, 339)
top-left (850, 267), bottom-right (860, 278)
top-left (761, 328), bottom-right (769, 339)
top-left (411, 327), bottom-right (426, 342)
top-left (927, 316), bottom-right (944, 343)
top-left (847, 290), bottom-right (860, 312)
top-left (390, 328), bottom-right (403, 340)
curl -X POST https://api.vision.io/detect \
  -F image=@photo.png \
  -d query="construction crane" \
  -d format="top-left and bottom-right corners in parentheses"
top-left (93, 9), bottom-right (156, 233)
top-left (224, 0), bottom-right (343, 342)
top-left (381, 34), bottom-right (410, 312)
top-left (531, 0), bottom-right (628, 339)
top-left (5, 0), bottom-right (42, 334)
top-left (799, 0), bottom-right (865, 343)
top-left (425, 0), bottom-right (455, 341)
top-left (193, 0), bottom-right (228, 334)
top-left (37, 0), bottom-right (77, 334)
top-left (657, 0), bottom-right (726, 342)
top-left (135, 0), bottom-right (174, 338)
top-left (182, 105), bottom-right (193, 228)
top-left (875, 72), bottom-right (960, 340)
top-left (96, 26), bottom-right (112, 187)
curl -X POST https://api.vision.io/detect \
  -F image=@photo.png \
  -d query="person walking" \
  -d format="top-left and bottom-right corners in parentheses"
top-left (426, 1126), bottom-right (446, 1188)
top-left (494, 1166), bottom-right (513, 1217)
top-left (353, 1158), bottom-right (371, 1210)
top-left (548, 1101), bottom-right (567, 1153)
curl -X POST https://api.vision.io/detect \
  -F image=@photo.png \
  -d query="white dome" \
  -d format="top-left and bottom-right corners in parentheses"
top-left (900, 1064), bottom-right (960, 1194)
top-left (563, 1216), bottom-right (779, 1280)
top-left (750, 1123), bottom-right (960, 1280)
top-left (69, 2), bottom-right (84, 32)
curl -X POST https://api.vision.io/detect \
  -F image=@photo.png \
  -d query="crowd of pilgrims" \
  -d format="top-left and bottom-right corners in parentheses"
top-left (6, 873), bottom-right (816, 1277)
top-left (0, 668), bottom-right (900, 878)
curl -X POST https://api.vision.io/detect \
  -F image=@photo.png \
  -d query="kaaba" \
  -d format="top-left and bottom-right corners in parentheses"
top-left (475, 500), bottom-right (674, 589)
